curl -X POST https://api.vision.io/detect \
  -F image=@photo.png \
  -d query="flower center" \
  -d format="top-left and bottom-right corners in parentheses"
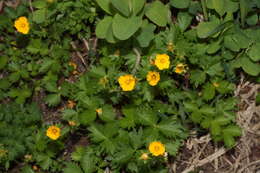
top-left (52, 129), bottom-right (58, 134)
top-left (151, 74), bottom-right (157, 80)
top-left (20, 23), bottom-right (26, 28)
top-left (125, 79), bottom-right (132, 85)
top-left (154, 146), bottom-right (160, 151)
top-left (160, 58), bottom-right (165, 63)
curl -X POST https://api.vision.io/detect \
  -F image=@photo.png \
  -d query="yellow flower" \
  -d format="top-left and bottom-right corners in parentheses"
top-left (67, 100), bottom-right (76, 109)
top-left (96, 108), bottom-right (102, 115)
top-left (140, 153), bottom-right (149, 160)
top-left (46, 126), bottom-right (61, 140)
top-left (118, 74), bottom-right (136, 91)
top-left (213, 82), bottom-right (219, 87)
top-left (175, 63), bottom-right (186, 74)
top-left (155, 54), bottom-right (170, 70)
top-left (146, 71), bottom-right (160, 86)
top-left (14, 16), bottom-right (30, 34)
top-left (149, 141), bottom-right (165, 156)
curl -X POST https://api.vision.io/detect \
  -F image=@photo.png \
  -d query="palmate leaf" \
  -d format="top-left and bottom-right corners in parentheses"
top-left (120, 106), bottom-right (137, 129)
top-left (63, 162), bottom-right (83, 173)
top-left (157, 119), bottom-right (187, 138)
top-left (88, 123), bottom-right (118, 153)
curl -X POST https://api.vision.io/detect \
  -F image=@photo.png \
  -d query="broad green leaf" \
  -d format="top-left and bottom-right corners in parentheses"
top-left (131, 0), bottom-right (145, 15)
top-left (138, 108), bottom-right (158, 126)
top-left (0, 56), bottom-right (8, 70)
top-left (171, 0), bottom-right (190, 8)
top-left (145, 1), bottom-right (168, 27)
top-left (136, 21), bottom-right (156, 47)
top-left (247, 43), bottom-right (260, 61)
top-left (225, 0), bottom-right (239, 13)
top-left (96, 0), bottom-right (113, 14)
top-left (96, 17), bottom-right (113, 39)
top-left (112, 14), bottom-right (142, 40)
top-left (196, 20), bottom-right (220, 38)
top-left (224, 35), bottom-right (240, 52)
top-left (202, 83), bottom-right (215, 100)
top-left (241, 56), bottom-right (260, 76)
top-left (33, 0), bottom-right (47, 8)
top-left (105, 20), bottom-right (117, 43)
top-left (177, 12), bottom-right (192, 32)
top-left (111, 0), bottom-right (130, 17)
top-left (246, 14), bottom-right (259, 26)
top-left (79, 110), bottom-right (96, 125)
top-left (207, 41), bottom-right (221, 54)
top-left (63, 163), bottom-right (83, 173)
top-left (212, 0), bottom-right (225, 16)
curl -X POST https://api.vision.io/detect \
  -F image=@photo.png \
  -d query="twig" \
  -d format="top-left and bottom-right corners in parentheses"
top-left (182, 147), bottom-right (227, 173)
top-left (82, 38), bottom-right (90, 51)
top-left (237, 160), bottom-right (260, 173)
top-left (29, 0), bottom-right (33, 12)
top-left (132, 48), bottom-right (141, 74)
top-left (70, 41), bottom-right (87, 66)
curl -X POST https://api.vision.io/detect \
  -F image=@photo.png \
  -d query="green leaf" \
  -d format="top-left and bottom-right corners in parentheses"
top-left (79, 110), bottom-right (96, 125)
top-left (196, 20), bottom-right (220, 38)
top-left (191, 112), bottom-right (203, 123)
top-left (222, 125), bottom-right (242, 137)
top-left (224, 35), bottom-right (240, 52)
top-left (165, 141), bottom-right (181, 156)
top-left (45, 94), bottom-right (61, 106)
top-left (33, 0), bottom-right (47, 8)
top-left (131, 0), bottom-right (145, 15)
top-left (111, 0), bottom-right (130, 16)
top-left (190, 70), bottom-right (206, 87)
top-left (212, 0), bottom-right (225, 16)
top-left (171, 0), bottom-right (190, 8)
top-left (112, 14), bottom-right (142, 40)
top-left (21, 166), bottom-right (35, 173)
top-left (136, 21), bottom-right (156, 47)
top-left (157, 119), bottom-right (185, 138)
top-left (247, 43), bottom-right (260, 62)
top-left (96, 17), bottom-right (113, 39)
top-left (246, 14), bottom-right (259, 26)
top-left (177, 12), bottom-right (192, 32)
top-left (96, 0), bottom-right (113, 14)
top-left (202, 83), bottom-right (215, 101)
top-left (33, 9), bottom-right (46, 24)
top-left (137, 108), bottom-right (158, 126)
top-left (0, 56), bottom-right (8, 70)
top-left (99, 105), bottom-right (116, 122)
top-left (120, 107), bottom-right (136, 129)
top-left (39, 59), bottom-right (55, 73)
top-left (63, 163), bottom-right (83, 173)
top-left (81, 154), bottom-right (96, 173)
top-left (207, 41), bottom-right (221, 54)
top-left (145, 1), bottom-right (168, 27)
top-left (241, 56), bottom-right (260, 76)
top-left (210, 123), bottom-right (221, 135)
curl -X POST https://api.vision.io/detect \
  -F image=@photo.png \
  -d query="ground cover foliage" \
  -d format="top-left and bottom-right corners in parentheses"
top-left (0, 0), bottom-right (259, 172)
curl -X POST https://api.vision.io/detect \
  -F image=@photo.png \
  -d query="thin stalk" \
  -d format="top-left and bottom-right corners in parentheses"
top-left (201, 0), bottom-right (208, 21)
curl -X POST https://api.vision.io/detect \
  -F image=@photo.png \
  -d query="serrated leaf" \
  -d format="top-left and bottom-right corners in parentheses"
top-left (165, 141), bottom-right (181, 156)
top-left (0, 56), bottom-right (8, 70)
top-left (145, 1), bottom-right (168, 27)
top-left (112, 14), bottom-right (142, 40)
top-left (202, 83), bottom-right (215, 100)
top-left (190, 70), bottom-right (206, 87)
top-left (45, 94), bottom-right (61, 106)
top-left (79, 110), bottom-right (96, 125)
top-left (120, 107), bottom-right (136, 129)
top-left (99, 105), bottom-right (116, 122)
top-left (33, 9), bottom-right (46, 24)
top-left (63, 163), bottom-right (83, 173)
top-left (177, 12), bottom-right (192, 32)
top-left (81, 154), bottom-right (96, 173)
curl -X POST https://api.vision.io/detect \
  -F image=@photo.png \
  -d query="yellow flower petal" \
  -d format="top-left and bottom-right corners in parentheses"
top-left (46, 125), bottom-right (61, 140)
top-left (146, 71), bottom-right (160, 86)
top-left (148, 141), bottom-right (165, 156)
top-left (14, 16), bottom-right (30, 34)
top-left (154, 54), bottom-right (170, 70)
top-left (118, 74), bottom-right (136, 91)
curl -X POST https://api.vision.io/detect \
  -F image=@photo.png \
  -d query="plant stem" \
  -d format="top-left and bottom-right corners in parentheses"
top-left (132, 48), bottom-right (141, 75)
top-left (201, 0), bottom-right (208, 21)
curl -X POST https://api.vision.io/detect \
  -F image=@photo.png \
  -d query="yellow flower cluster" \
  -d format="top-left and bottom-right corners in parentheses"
top-left (46, 125), bottom-right (61, 140)
top-left (14, 16), bottom-right (30, 34)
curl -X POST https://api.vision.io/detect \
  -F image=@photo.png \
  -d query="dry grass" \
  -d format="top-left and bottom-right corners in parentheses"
top-left (172, 74), bottom-right (260, 173)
